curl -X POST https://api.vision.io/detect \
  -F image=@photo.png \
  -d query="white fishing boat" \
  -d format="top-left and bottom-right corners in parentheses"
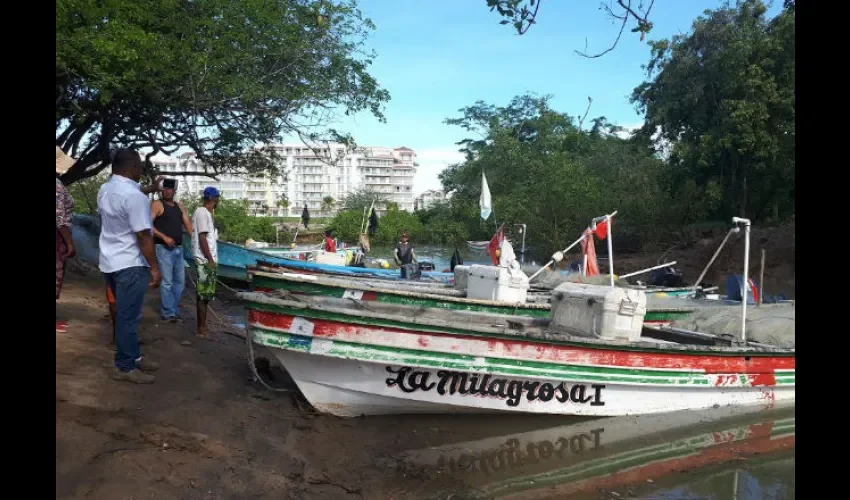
top-left (239, 217), bottom-right (794, 417)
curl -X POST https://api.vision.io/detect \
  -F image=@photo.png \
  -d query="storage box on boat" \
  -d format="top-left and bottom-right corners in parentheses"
top-left (316, 251), bottom-right (346, 266)
top-left (466, 265), bottom-right (529, 303)
top-left (550, 282), bottom-right (646, 342)
top-left (453, 265), bottom-right (470, 290)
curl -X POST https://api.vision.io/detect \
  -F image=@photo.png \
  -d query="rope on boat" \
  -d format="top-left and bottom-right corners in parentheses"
top-left (186, 269), bottom-right (291, 393)
top-left (244, 324), bottom-right (292, 393)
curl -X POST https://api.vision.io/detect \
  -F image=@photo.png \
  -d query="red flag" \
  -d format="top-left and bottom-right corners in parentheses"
top-left (488, 224), bottom-right (505, 265)
top-left (594, 219), bottom-right (609, 240)
top-left (581, 229), bottom-right (600, 276)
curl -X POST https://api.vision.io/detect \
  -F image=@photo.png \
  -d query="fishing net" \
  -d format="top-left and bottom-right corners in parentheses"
top-left (670, 303), bottom-right (795, 348)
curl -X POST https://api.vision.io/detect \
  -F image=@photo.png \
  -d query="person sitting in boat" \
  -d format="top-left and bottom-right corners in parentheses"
top-left (394, 231), bottom-right (417, 267)
top-left (323, 230), bottom-right (337, 253)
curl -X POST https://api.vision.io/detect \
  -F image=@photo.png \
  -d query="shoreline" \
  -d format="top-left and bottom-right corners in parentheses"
top-left (56, 266), bottom-right (794, 499)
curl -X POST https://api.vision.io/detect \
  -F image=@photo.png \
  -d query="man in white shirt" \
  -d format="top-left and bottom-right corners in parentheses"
top-left (191, 187), bottom-right (220, 338)
top-left (98, 149), bottom-right (162, 384)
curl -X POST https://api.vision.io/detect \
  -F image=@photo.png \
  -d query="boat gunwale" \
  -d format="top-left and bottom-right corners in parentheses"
top-left (248, 270), bottom-right (552, 309)
top-left (254, 258), bottom-right (455, 282)
top-left (238, 292), bottom-right (795, 357)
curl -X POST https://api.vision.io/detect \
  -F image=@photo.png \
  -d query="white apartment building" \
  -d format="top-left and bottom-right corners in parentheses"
top-left (414, 189), bottom-right (447, 211)
top-left (150, 144), bottom-right (418, 217)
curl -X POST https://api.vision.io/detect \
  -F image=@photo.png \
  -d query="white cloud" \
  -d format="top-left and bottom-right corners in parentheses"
top-left (612, 123), bottom-right (643, 139)
top-left (413, 147), bottom-right (466, 195)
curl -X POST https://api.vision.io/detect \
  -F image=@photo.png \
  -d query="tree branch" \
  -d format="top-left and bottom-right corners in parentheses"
top-left (571, 0), bottom-right (655, 58)
top-left (578, 96), bottom-right (593, 131)
top-left (576, 2), bottom-right (631, 58)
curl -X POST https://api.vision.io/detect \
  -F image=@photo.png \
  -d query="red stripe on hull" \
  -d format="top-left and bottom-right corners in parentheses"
top-left (247, 310), bottom-right (795, 374)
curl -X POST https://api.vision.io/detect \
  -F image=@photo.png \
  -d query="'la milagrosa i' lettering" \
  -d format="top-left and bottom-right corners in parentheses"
top-left (384, 366), bottom-right (605, 408)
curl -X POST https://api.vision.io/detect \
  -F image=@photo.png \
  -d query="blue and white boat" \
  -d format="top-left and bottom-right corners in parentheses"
top-left (180, 239), bottom-right (355, 282)
top-left (251, 257), bottom-right (455, 284)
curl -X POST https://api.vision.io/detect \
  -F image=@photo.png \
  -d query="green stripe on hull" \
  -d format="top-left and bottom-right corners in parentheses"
top-left (244, 300), bottom-right (795, 359)
top-left (251, 327), bottom-right (794, 387)
top-left (644, 310), bottom-right (694, 322)
top-left (251, 275), bottom-right (551, 317)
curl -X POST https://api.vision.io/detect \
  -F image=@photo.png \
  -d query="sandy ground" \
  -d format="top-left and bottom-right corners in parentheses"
top-left (55, 268), bottom-right (575, 500)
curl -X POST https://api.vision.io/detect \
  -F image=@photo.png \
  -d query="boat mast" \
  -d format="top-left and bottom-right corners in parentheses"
top-left (732, 217), bottom-right (751, 344)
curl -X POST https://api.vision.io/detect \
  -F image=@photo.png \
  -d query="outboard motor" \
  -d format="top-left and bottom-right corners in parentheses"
top-left (650, 266), bottom-right (684, 287)
top-left (401, 263), bottom-right (422, 280)
top-left (418, 261), bottom-right (435, 271)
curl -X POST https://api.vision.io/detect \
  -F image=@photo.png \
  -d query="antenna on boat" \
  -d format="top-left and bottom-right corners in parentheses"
top-left (732, 217), bottom-right (752, 344)
top-left (692, 226), bottom-right (740, 290)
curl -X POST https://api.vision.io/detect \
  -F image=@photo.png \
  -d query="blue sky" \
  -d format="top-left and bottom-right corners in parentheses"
top-left (293, 0), bottom-right (781, 194)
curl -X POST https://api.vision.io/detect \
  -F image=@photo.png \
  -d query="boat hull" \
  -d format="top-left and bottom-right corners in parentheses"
top-left (245, 301), bottom-right (794, 418)
top-left (258, 258), bottom-right (455, 284)
top-left (266, 348), bottom-right (792, 417)
top-left (249, 272), bottom-right (551, 317)
top-left (181, 239), bottom-right (347, 282)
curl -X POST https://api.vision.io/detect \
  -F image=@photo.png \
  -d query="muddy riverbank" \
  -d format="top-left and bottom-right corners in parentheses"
top-left (56, 267), bottom-right (794, 499)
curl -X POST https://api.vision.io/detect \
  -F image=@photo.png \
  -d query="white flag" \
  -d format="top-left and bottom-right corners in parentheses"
top-left (479, 171), bottom-right (492, 220)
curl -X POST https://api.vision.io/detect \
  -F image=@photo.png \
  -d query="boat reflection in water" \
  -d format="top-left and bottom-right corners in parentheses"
top-left (394, 404), bottom-right (794, 499)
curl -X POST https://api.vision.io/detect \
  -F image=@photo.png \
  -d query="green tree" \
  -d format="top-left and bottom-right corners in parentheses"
top-left (486, 0), bottom-right (655, 57)
top-left (440, 94), bottom-right (669, 256)
top-left (327, 209), bottom-right (364, 242)
top-left (182, 197), bottom-right (277, 244)
top-left (339, 187), bottom-right (390, 212)
top-left (631, 0), bottom-right (795, 222)
top-left (56, 0), bottom-right (389, 185)
top-left (372, 204), bottom-right (424, 245)
top-left (417, 202), bottom-right (470, 246)
top-left (321, 196), bottom-right (336, 215)
top-left (277, 194), bottom-right (290, 210)
top-left (67, 172), bottom-right (110, 215)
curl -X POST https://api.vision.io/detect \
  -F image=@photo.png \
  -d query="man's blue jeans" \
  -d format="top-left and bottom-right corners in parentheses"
top-left (105, 266), bottom-right (150, 372)
top-left (155, 245), bottom-right (185, 319)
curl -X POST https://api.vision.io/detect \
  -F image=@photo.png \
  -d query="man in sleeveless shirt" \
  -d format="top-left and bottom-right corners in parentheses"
top-left (393, 231), bottom-right (417, 266)
top-left (151, 180), bottom-right (193, 322)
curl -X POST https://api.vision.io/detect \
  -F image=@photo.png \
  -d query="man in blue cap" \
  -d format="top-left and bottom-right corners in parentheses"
top-left (191, 187), bottom-right (221, 338)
